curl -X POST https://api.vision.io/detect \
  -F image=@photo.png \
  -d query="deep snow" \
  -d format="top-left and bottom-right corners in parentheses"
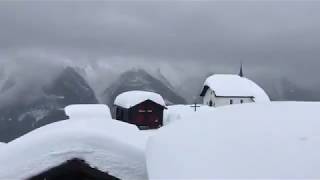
top-left (114, 90), bottom-right (166, 108)
top-left (65, 104), bottom-right (111, 119)
top-left (163, 104), bottom-right (213, 125)
top-left (0, 105), bottom-right (148, 180)
top-left (0, 142), bottom-right (5, 148)
top-left (148, 102), bottom-right (320, 179)
top-left (2, 102), bottom-right (320, 179)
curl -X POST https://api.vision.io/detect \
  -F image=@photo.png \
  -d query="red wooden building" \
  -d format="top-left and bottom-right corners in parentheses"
top-left (114, 91), bottom-right (167, 129)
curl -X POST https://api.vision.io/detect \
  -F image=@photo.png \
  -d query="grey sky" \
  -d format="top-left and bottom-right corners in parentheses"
top-left (0, 1), bottom-right (320, 90)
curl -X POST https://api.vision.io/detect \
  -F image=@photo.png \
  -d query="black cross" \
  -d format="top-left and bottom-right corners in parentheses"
top-left (190, 103), bottom-right (200, 112)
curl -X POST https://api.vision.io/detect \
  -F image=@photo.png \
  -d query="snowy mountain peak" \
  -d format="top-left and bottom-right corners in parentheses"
top-left (0, 67), bottom-right (98, 142)
top-left (102, 68), bottom-right (186, 106)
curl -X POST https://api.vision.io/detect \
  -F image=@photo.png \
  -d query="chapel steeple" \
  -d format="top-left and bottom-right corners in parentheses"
top-left (239, 63), bottom-right (244, 77)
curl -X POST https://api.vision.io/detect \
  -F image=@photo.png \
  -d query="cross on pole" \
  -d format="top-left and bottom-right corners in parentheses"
top-left (190, 103), bottom-right (200, 112)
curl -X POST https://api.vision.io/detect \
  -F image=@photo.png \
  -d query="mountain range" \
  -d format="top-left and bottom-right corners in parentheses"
top-left (0, 66), bottom-right (318, 142)
top-left (0, 67), bottom-right (98, 142)
top-left (102, 69), bottom-right (186, 107)
top-left (0, 67), bottom-right (186, 142)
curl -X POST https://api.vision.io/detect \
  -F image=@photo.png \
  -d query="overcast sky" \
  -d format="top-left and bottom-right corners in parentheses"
top-left (0, 1), bottom-right (320, 89)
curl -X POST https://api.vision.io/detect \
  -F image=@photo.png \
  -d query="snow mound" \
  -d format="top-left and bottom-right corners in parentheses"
top-left (203, 74), bottom-right (270, 102)
top-left (114, 90), bottom-right (166, 108)
top-left (147, 102), bottom-right (320, 179)
top-left (0, 116), bottom-right (147, 179)
top-left (164, 104), bottom-right (213, 125)
top-left (65, 104), bottom-right (111, 119)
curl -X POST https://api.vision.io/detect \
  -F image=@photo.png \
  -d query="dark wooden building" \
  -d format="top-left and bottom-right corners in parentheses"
top-left (29, 158), bottom-right (119, 180)
top-left (114, 91), bottom-right (167, 129)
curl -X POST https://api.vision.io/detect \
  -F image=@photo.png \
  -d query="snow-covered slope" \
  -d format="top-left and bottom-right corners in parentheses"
top-left (65, 104), bottom-right (111, 119)
top-left (148, 102), bottom-right (320, 179)
top-left (163, 104), bottom-right (213, 125)
top-left (0, 111), bottom-right (147, 180)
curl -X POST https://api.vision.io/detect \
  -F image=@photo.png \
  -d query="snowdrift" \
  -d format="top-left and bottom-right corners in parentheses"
top-left (164, 104), bottom-right (213, 125)
top-left (0, 109), bottom-right (148, 180)
top-left (65, 104), bottom-right (112, 119)
top-left (148, 102), bottom-right (320, 179)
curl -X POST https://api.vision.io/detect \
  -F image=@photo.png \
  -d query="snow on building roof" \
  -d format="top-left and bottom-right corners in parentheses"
top-left (147, 102), bottom-right (320, 179)
top-left (201, 74), bottom-right (270, 102)
top-left (114, 90), bottom-right (166, 108)
top-left (0, 142), bottom-right (5, 148)
top-left (65, 104), bottom-right (111, 119)
top-left (0, 115), bottom-right (148, 179)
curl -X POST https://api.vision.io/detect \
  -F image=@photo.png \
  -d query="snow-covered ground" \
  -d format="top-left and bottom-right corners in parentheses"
top-left (164, 104), bottom-right (214, 125)
top-left (147, 102), bottom-right (320, 179)
top-left (65, 104), bottom-right (112, 119)
top-left (2, 102), bottom-right (320, 179)
top-left (0, 105), bottom-right (148, 180)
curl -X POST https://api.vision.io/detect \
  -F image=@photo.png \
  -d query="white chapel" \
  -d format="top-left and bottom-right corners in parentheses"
top-left (200, 67), bottom-right (270, 107)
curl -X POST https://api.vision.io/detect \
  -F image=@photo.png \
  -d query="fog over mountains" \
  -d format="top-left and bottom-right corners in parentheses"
top-left (1, 1), bottom-right (320, 144)
top-left (0, 63), bottom-right (318, 142)
top-left (0, 67), bottom-right (98, 142)
top-left (102, 69), bottom-right (186, 106)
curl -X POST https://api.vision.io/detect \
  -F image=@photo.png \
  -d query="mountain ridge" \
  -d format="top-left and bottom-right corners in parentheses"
top-left (102, 68), bottom-right (187, 108)
top-left (0, 67), bottom-right (98, 142)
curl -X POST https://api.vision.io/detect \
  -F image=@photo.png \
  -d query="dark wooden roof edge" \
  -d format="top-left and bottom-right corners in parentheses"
top-left (28, 158), bottom-right (119, 180)
top-left (199, 85), bottom-right (209, 97)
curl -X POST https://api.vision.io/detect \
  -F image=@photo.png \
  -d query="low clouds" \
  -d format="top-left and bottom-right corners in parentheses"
top-left (0, 1), bottom-right (320, 90)
top-left (0, 50), bottom-right (69, 107)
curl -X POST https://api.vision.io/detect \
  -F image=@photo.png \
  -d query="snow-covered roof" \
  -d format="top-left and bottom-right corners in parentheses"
top-left (114, 90), bottom-right (166, 108)
top-left (202, 74), bottom-right (270, 102)
top-left (0, 115), bottom-right (148, 179)
top-left (65, 104), bottom-right (111, 119)
top-left (147, 102), bottom-right (320, 179)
